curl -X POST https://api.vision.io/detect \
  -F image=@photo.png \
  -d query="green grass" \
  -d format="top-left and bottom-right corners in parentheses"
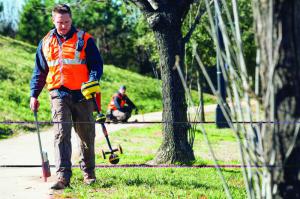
top-left (97, 125), bottom-right (162, 164)
top-left (62, 168), bottom-right (245, 199)
top-left (196, 124), bottom-right (236, 142)
top-left (0, 35), bottom-right (215, 137)
top-left (63, 124), bottom-right (245, 198)
top-left (94, 124), bottom-right (239, 165)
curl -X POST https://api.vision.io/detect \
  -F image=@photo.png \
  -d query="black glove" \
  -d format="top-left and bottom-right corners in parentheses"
top-left (95, 112), bottom-right (106, 123)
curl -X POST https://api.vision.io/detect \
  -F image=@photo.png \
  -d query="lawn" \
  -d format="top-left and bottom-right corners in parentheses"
top-left (60, 124), bottom-right (246, 198)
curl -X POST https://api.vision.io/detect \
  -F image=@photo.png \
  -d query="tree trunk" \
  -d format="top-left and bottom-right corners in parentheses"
top-left (155, 26), bottom-right (195, 163)
top-left (257, 1), bottom-right (300, 197)
top-left (128, 0), bottom-right (195, 164)
top-left (150, 21), bottom-right (195, 164)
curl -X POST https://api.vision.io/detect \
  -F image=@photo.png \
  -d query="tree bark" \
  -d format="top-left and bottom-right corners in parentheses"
top-left (256, 1), bottom-right (300, 197)
top-left (128, 1), bottom-right (195, 164)
top-left (152, 23), bottom-right (195, 164)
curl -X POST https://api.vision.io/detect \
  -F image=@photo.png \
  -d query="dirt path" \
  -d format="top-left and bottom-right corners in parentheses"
top-left (0, 105), bottom-right (233, 199)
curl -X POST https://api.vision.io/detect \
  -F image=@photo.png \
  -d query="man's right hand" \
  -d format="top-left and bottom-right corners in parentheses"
top-left (81, 80), bottom-right (100, 100)
top-left (30, 97), bottom-right (40, 112)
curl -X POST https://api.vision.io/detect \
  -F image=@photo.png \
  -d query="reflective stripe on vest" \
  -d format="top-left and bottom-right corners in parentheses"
top-left (47, 58), bottom-right (86, 67)
top-left (42, 29), bottom-right (90, 90)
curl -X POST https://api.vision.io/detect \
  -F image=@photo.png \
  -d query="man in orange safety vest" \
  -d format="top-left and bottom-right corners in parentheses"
top-left (29, 4), bottom-right (103, 189)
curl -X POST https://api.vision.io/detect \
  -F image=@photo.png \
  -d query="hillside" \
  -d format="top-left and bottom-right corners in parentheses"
top-left (0, 35), bottom-right (215, 137)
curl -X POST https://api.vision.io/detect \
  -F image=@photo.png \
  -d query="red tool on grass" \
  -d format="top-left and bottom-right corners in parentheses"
top-left (34, 111), bottom-right (51, 182)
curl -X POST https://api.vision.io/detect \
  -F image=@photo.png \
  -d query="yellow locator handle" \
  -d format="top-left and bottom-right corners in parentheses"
top-left (81, 80), bottom-right (101, 99)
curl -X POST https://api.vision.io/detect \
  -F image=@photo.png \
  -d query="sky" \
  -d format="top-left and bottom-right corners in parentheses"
top-left (0, 0), bottom-right (25, 30)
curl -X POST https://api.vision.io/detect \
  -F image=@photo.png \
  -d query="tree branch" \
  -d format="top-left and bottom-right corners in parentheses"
top-left (178, 0), bottom-right (195, 23)
top-left (126, 0), bottom-right (156, 12)
top-left (183, 0), bottom-right (212, 44)
top-left (147, 0), bottom-right (159, 10)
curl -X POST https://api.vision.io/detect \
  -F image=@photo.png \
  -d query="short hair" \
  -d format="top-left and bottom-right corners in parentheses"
top-left (52, 4), bottom-right (72, 18)
top-left (119, 85), bottom-right (126, 90)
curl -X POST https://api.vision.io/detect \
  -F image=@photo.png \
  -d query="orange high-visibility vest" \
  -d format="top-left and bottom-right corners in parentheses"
top-left (42, 29), bottom-right (91, 90)
top-left (108, 93), bottom-right (126, 110)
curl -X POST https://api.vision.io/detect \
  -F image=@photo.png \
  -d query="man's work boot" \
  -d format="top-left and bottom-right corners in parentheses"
top-left (50, 177), bottom-right (70, 190)
top-left (83, 172), bottom-right (96, 185)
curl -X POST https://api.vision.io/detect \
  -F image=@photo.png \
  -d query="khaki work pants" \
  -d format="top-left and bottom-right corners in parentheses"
top-left (50, 91), bottom-right (95, 181)
top-left (112, 109), bottom-right (131, 122)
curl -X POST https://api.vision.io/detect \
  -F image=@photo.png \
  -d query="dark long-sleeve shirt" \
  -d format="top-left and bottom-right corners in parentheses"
top-left (30, 26), bottom-right (103, 101)
top-left (113, 92), bottom-right (136, 111)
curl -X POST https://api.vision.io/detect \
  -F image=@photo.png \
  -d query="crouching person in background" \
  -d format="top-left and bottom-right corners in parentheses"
top-left (106, 85), bottom-right (138, 122)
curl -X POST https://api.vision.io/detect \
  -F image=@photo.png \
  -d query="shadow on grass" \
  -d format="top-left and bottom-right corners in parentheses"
top-left (121, 177), bottom-right (214, 190)
top-left (221, 168), bottom-right (243, 174)
top-left (0, 127), bottom-right (13, 140)
top-left (9, 41), bottom-right (35, 54)
top-left (0, 124), bottom-right (49, 140)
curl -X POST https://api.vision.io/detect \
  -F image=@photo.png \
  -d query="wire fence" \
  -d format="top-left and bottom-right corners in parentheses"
top-left (1, 164), bottom-right (299, 169)
top-left (1, 120), bottom-right (299, 125)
